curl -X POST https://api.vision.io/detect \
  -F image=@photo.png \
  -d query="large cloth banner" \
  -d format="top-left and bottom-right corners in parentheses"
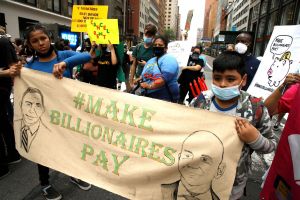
top-left (167, 41), bottom-right (193, 67)
top-left (260, 85), bottom-right (300, 199)
top-left (14, 69), bottom-right (243, 200)
top-left (86, 19), bottom-right (119, 44)
top-left (247, 25), bottom-right (300, 99)
top-left (71, 5), bottom-right (108, 32)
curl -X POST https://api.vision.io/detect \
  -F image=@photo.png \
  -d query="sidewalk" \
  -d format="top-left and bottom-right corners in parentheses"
top-left (0, 159), bottom-right (126, 200)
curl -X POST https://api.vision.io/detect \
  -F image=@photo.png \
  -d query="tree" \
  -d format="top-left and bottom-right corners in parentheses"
top-left (164, 28), bottom-right (176, 41)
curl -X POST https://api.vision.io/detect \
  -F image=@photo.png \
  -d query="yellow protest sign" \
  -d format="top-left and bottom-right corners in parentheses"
top-left (86, 19), bottom-right (119, 44)
top-left (71, 5), bottom-right (108, 32)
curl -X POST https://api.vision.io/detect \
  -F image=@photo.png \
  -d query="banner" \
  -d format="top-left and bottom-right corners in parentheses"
top-left (260, 85), bottom-right (300, 199)
top-left (247, 25), bottom-right (300, 99)
top-left (185, 10), bottom-right (193, 31)
top-left (14, 69), bottom-right (243, 200)
top-left (86, 19), bottom-right (119, 44)
top-left (71, 5), bottom-right (108, 32)
top-left (167, 41), bottom-right (193, 67)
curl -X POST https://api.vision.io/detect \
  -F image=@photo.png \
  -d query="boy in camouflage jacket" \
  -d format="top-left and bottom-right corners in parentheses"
top-left (190, 51), bottom-right (277, 199)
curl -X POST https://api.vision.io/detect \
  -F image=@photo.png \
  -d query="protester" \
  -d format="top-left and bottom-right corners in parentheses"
top-left (24, 24), bottom-right (92, 200)
top-left (129, 23), bottom-right (157, 90)
top-left (178, 46), bottom-right (205, 103)
top-left (235, 32), bottom-right (260, 91)
top-left (95, 43), bottom-right (118, 89)
top-left (122, 44), bottom-right (131, 92)
top-left (264, 73), bottom-right (300, 116)
top-left (140, 35), bottom-right (179, 102)
top-left (78, 38), bottom-right (99, 84)
top-left (0, 36), bottom-right (22, 179)
top-left (227, 44), bottom-right (235, 51)
top-left (190, 51), bottom-right (277, 199)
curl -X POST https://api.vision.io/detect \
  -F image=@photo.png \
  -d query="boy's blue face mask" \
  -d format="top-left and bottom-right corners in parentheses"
top-left (144, 37), bottom-right (152, 44)
top-left (211, 83), bottom-right (242, 101)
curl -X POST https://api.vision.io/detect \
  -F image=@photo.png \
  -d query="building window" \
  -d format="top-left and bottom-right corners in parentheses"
top-left (257, 16), bottom-right (266, 38)
top-left (68, 0), bottom-right (77, 16)
top-left (261, 0), bottom-right (268, 15)
top-left (270, 0), bottom-right (279, 10)
top-left (281, 3), bottom-right (295, 25)
top-left (267, 11), bottom-right (278, 35)
top-left (47, 0), bottom-right (61, 13)
top-left (26, 0), bottom-right (36, 5)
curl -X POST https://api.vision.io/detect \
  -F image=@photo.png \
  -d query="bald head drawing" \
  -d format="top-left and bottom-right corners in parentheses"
top-left (178, 130), bottom-right (226, 195)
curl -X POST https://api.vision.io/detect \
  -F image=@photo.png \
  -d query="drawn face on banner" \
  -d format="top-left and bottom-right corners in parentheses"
top-left (21, 90), bottom-right (45, 125)
top-left (178, 131), bottom-right (226, 193)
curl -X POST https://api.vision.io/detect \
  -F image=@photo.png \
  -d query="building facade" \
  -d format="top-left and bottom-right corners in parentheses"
top-left (251, 0), bottom-right (300, 56)
top-left (0, 0), bottom-right (126, 44)
top-left (148, 0), bottom-right (159, 30)
top-left (202, 0), bottom-right (218, 42)
top-left (164, 0), bottom-right (179, 32)
top-left (231, 0), bottom-right (251, 31)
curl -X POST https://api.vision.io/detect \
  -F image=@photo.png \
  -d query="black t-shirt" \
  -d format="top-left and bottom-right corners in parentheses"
top-left (0, 37), bottom-right (18, 94)
top-left (178, 54), bottom-right (204, 85)
top-left (95, 51), bottom-right (118, 89)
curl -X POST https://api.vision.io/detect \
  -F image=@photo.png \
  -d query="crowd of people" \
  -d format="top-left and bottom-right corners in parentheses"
top-left (0, 22), bottom-right (299, 200)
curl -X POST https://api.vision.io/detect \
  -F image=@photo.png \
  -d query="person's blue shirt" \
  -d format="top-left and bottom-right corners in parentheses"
top-left (199, 55), bottom-right (207, 67)
top-left (141, 54), bottom-right (179, 102)
top-left (25, 50), bottom-right (91, 78)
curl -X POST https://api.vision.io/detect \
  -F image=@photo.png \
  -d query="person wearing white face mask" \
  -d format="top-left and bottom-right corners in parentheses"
top-left (190, 51), bottom-right (276, 200)
top-left (129, 24), bottom-right (157, 92)
top-left (235, 33), bottom-right (261, 91)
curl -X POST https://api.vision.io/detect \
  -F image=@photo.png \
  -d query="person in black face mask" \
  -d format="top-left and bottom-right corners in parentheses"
top-left (140, 35), bottom-right (179, 102)
top-left (178, 46), bottom-right (205, 104)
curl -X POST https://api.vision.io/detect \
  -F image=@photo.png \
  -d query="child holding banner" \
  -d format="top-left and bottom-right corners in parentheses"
top-left (24, 24), bottom-right (92, 200)
top-left (190, 51), bottom-right (277, 199)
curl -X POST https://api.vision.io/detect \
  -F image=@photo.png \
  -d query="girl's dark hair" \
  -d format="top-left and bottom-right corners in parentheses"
top-left (213, 51), bottom-right (246, 76)
top-left (25, 24), bottom-right (51, 43)
top-left (25, 24), bottom-right (59, 63)
top-left (153, 35), bottom-right (169, 47)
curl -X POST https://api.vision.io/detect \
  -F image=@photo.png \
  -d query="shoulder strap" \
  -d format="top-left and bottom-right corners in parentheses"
top-left (156, 58), bottom-right (176, 103)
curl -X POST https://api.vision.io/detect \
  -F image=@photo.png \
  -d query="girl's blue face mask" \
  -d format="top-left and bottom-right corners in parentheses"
top-left (211, 82), bottom-right (242, 101)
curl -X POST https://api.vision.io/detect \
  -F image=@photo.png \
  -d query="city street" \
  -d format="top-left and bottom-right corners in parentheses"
top-left (0, 55), bottom-right (283, 200)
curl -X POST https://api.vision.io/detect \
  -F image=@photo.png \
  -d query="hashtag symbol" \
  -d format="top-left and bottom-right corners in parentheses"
top-left (73, 92), bottom-right (85, 109)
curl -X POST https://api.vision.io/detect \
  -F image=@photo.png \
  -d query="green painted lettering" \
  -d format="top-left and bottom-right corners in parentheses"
top-left (111, 153), bottom-right (129, 176)
top-left (138, 108), bottom-right (156, 132)
top-left (84, 95), bottom-right (103, 116)
top-left (81, 143), bottom-right (94, 160)
top-left (49, 110), bottom-right (60, 125)
top-left (91, 124), bottom-right (102, 139)
top-left (101, 100), bottom-right (118, 122)
top-left (134, 137), bottom-right (149, 157)
top-left (112, 132), bottom-right (127, 149)
top-left (161, 147), bottom-right (176, 166)
top-left (148, 142), bottom-right (163, 162)
top-left (101, 127), bottom-right (114, 144)
top-left (93, 150), bottom-right (108, 171)
top-left (120, 104), bottom-right (138, 127)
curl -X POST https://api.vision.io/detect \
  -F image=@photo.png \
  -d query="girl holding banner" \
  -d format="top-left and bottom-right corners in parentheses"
top-left (24, 24), bottom-right (92, 200)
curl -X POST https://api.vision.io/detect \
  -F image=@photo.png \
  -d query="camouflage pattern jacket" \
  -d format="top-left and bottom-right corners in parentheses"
top-left (190, 90), bottom-right (277, 200)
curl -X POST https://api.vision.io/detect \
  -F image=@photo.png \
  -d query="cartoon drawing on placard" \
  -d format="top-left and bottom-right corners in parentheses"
top-left (161, 130), bottom-right (226, 200)
top-left (267, 35), bottom-right (293, 87)
top-left (15, 87), bottom-right (50, 153)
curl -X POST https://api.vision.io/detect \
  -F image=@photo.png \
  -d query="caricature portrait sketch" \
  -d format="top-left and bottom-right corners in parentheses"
top-left (161, 130), bottom-right (226, 200)
top-left (15, 87), bottom-right (49, 153)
